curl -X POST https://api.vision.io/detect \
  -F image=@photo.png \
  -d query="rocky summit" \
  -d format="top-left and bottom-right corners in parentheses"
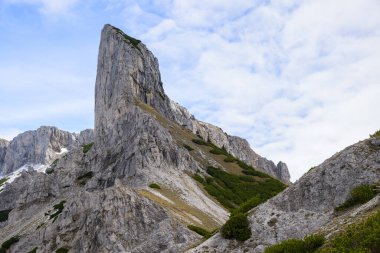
top-left (0, 24), bottom-right (379, 253)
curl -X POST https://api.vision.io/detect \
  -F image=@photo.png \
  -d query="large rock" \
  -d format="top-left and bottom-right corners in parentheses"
top-left (94, 24), bottom-right (290, 183)
top-left (0, 138), bottom-right (9, 175)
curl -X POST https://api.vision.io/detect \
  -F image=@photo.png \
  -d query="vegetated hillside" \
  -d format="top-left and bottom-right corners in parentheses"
top-left (190, 132), bottom-right (380, 252)
top-left (0, 24), bottom-right (289, 253)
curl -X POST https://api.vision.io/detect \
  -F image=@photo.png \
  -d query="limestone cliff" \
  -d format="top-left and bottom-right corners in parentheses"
top-left (95, 24), bottom-right (290, 183)
top-left (0, 127), bottom-right (94, 175)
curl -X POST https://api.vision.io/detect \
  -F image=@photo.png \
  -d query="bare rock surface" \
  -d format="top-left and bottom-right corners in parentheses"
top-left (0, 127), bottom-right (94, 175)
top-left (0, 138), bottom-right (9, 175)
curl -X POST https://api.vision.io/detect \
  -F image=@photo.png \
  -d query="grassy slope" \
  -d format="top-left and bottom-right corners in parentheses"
top-left (135, 100), bottom-right (286, 229)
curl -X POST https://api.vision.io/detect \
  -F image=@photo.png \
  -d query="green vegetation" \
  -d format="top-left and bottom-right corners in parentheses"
top-left (232, 196), bottom-right (262, 216)
top-left (370, 129), bottom-right (380, 138)
top-left (224, 157), bottom-right (236, 163)
top-left (191, 137), bottom-right (287, 242)
top-left (112, 26), bottom-right (141, 51)
top-left (1, 236), bottom-right (20, 250)
top-left (158, 91), bottom-right (166, 100)
top-left (335, 184), bottom-right (376, 211)
top-left (46, 159), bottom-right (59, 174)
top-left (49, 201), bottom-right (66, 222)
top-left (0, 209), bottom-right (12, 222)
top-left (265, 234), bottom-right (325, 253)
top-left (76, 171), bottom-right (94, 185)
top-left (0, 177), bottom-right (9, 188)
top-left (82, 142), bottom-right (94, 154)
top-left (56, 247), bottom-right (69, 253)
top-left (28, 247), bottom-right (38, 253)
top-left (183, 144), bottom-right (194, 151)
top-left (194, 166), bottom-right (285, 211)
top-left (187, 225), bottom-right (214, 239)
top-left (149, 183), bottom-right (161, 189)
top-left (192, 139), bottom-right (209, 146)
top-left (317, 210), bottom-right (380, 253)
top-left (221, 213), bottom-right (251, 241)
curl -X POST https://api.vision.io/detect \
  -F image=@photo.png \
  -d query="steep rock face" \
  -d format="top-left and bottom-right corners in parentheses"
top-left (1, 126), bottom-right (94, 175)
top-left (95, 24), bottom-right (290, 183)
top-left (0, 138), bottom-right (9, 175)
top-left (95, 24), bottom-right (171, 150)
top-left (190, 137), bottom-right (380, 252)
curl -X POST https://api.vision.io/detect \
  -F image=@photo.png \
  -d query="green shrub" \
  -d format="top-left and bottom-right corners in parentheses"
top-left (195, 166), bottom-right (286, 212)
top-left (1, 236), bottom-right (20, 249)
top-left (76, 171), bottom-right (94, 185)
top-left (82, 142), bottom-right (94, 154)
top-left (49, 201), bottom-right (66, 222)
top-left (112, 26), bottom-right (141, 49)
top-left (221, 213), bottom-right (251, 241)
top-left (224, 157), bottom-right (236, 163)
top-left (370, 129), bottom-right (380, 138)
top-left (77, 171), bottom-right (93, 181)
top-left (209, 149), bottom-right (224, 155)
top-left (0, 248), bottom-right (5, 253)
top-left (265, 234), bottom-right (325, 253)
top-left (238, 175), bottom-right (255, 182)
top-left (187, 225), bottom-right (213, 238)
top-left (149, 183), bottom-right (161, 189)
top-left (56, 247), bottom-right (69, 253)
top-left (232, 196), bottom-right (263, 215)
top-left (317, 210), bottom-right (380, 252)
top-left (192, 139), bottom-right (208, 146)
top-left (304, 234), bottom-right (325, 251)
top-left (28, 247), bottom-right (38, 253)
top-left (183, 144), bottom-right (194, 151)
top-left (0, 209), bottom-right (12, 222)
top-left (335, 184), bottom-right (376, 211)
top-left (0, 177), bottom-right (9, 188)
top-left (193, 174), bottom-right (206, 184)
top-left (46, 159), bottom-right (59, 174)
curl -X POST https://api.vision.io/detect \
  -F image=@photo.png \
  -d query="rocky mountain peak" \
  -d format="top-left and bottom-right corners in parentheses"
top-left (0, 126), bottom-right (94, 175)
top-left (94, 24), bottom-right (290, 183)
top-left (95, 25), bottom-right (173, 149)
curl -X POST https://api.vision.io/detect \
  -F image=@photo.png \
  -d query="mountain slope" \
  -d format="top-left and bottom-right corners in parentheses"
top-left (190, 136), bottom-right (380, 252)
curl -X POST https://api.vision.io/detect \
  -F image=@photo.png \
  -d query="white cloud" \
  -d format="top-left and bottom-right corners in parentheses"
top-left (123, 0), bottom-right (380, 181)
top-left (6, 0), bottom-right (79, 14)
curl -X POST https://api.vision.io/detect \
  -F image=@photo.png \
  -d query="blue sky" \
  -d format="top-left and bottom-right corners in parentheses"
top-left (1, 0), bottom-right (380, 180)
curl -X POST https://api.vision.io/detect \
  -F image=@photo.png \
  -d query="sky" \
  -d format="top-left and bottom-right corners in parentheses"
top-left (0, 0), bottom-right (379, 181)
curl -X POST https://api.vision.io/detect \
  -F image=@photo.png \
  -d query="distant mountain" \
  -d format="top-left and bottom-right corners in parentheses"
top-left (0, 126), bottom-right (93, 176)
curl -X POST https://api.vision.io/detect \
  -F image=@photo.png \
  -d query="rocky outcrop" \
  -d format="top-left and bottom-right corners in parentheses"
top-left (94, 24), bottom-right (290, 183)
top-left (0, 126), bottom-right (94, 175)
top-left (190, 137), bottom-right (380, 252)
top-left (0, 138), bottom-right (9, 175)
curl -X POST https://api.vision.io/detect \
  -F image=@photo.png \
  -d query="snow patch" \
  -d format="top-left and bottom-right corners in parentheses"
top-left (0, 164), bottom-right (48, 191)
top-left (56, 147), bottom-right (68, 155)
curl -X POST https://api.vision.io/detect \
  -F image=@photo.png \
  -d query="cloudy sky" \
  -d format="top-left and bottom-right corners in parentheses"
top-left (0, 0), bottom-right (379, 181)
